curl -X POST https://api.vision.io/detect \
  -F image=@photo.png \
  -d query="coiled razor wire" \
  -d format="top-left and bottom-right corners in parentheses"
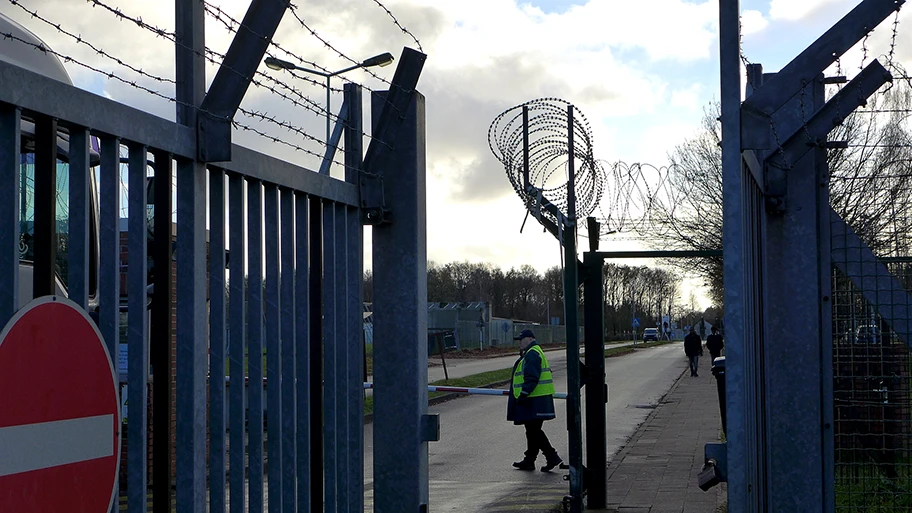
top-left (488, 98), bottom-right (606, 227)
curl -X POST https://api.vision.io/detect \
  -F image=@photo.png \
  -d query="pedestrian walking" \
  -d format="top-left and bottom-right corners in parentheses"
top-left (508, 329), bottom-right (563, 472)
top-left (684, 326), bottom-right (703, 377)
top-left (706, 325), bottom-right (724, 362)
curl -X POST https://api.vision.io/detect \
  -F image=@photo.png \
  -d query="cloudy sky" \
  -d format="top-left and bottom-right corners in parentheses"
top-left (3, 0), bottom-right (910, 307)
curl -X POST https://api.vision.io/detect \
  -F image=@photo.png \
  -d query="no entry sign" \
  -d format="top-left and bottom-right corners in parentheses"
top-left (0, 296), bottom-right (120, 512)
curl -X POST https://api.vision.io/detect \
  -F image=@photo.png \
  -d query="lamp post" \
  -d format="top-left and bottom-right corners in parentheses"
top-left (264, 52), bottom-right (394, 143)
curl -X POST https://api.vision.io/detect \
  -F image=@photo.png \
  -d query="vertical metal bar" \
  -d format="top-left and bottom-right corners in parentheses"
top-left (564, 105), bottom-right (583, 513)
top-left (295, 193), bottom-right (311, 509)
top-left (582, 255), bottom-right (606, 508)
top-left (345, 206), bottom-right (364, 512)
top-left (343, 82), bottom-right (364, 512)
top-left (720, 0), bottom-right (752, 510)
top-left (68, 126), bottom-right (91, 309)
top-left (0, 105), bottom-right (19, 323)
top-left (175, 155), bottom-right (208, 512)
top-left (127, 142), bottom-right (150, 513)
top-left (248, 179), bottom-right (265, 513)
top-left (309, 196), bottom-right (324, 513)
top-left (323, 202), bottom-right (338, 512)
top-left (522, 105), bottom-right (530, 189)
top-left (209, 168), bottom-right (227, 513)
top-left (279, 188), bottom-right (296, 513)
top-left (98, 135), bottom-right (120, 513)
top-left (174, 0), bottom-right (206, 510)
top-left (150, 148), bottom-right (173, 513)
top-left (816, 77), bottom-right (835, 513)
top-left (325, 75), bottom-right (332, 151)
top-left (228, 173), bottom-right (247, 513)
top-left (99, 136), bottom-right (120, 365)
top-left (264, 183), bottom-right (283, 513)
top-left (372, 90), bottom-right (429, 512)
top-left (343, 83), bottom-right (363, 185)
top-left (33, 115), bottom-right (57, 298)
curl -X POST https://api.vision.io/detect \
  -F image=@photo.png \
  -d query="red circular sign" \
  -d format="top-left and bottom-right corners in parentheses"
top-left (0, 296), bottom-right (120, 512)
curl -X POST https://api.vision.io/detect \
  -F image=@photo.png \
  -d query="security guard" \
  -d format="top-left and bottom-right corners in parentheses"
top-left (507, 329), bottom-right (563, 472)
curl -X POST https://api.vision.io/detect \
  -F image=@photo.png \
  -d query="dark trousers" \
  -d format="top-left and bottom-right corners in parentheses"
top-left (688, 355), bottom-right (700, 376)
top-left (523, 419), bottom-right (556, 460)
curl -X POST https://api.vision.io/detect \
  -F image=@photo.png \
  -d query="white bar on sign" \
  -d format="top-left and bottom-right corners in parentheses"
top-left (0, 414), bottom-right (114, 477)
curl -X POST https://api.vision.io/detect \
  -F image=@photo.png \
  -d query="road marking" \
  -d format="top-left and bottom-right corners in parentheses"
top-left (0, 414), bottom-right (114, 477)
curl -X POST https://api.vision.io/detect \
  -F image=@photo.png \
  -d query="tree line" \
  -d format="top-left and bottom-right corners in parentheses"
top-left (363, 260), bottom-right (715, 336)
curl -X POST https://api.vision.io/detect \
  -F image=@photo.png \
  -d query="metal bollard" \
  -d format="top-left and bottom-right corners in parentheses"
top-left (711, 356), bottom-right (726, 434)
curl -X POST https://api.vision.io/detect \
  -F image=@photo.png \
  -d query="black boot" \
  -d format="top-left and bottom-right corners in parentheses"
top-left (541, 452), bottom-right (563, 472)
top-left (513, 448), bottom-right (538, 470)
top-left (512, 459), bottom-right (535, 470)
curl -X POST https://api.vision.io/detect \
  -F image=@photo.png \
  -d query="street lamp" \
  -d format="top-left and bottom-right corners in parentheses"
top-left (264, 52), bottom-right (394, 143)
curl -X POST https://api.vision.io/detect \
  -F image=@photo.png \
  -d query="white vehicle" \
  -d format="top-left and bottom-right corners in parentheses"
top-left (1, 13), bottom-right (102, 307)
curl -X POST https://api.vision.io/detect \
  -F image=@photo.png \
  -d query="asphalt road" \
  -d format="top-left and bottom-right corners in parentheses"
top-left (363, 343), bottom-right (687, 512)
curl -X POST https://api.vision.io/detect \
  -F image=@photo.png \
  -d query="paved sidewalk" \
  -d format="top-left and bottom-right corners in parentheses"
top-left (591, 353), bottom-right (726, 513)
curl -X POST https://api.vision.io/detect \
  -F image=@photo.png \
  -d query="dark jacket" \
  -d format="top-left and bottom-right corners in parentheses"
top-left (706, 333), bottom-right (724, 355)
top-left (684, 332), bottom-right (703, 357)
top-left (506, 342), bottom-right (556, 425)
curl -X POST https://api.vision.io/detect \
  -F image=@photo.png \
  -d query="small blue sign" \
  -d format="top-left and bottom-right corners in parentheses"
top-left (501, 321), bottom-right (510, 333)
top-left (632, 317), bottom-right (641, 328)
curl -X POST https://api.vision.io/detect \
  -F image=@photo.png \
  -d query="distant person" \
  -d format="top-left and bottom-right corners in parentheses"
top-left (684, 326), bottom-right (703, 377)
top-left (508, 329), bottom-right (563, 472)
top-left (706, 326), bottom-right (724, 362)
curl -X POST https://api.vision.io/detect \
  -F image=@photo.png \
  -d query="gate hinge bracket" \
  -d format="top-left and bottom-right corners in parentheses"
top-left (360, 171), bottom-right (391, 225)
top-left (421, 413), bottom-right (440, 442)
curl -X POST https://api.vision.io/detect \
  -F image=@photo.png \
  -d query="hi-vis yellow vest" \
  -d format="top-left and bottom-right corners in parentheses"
top-left (513, 345), bottom-right (555, 398)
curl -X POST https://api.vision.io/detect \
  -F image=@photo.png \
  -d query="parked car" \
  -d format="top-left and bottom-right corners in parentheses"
top-left (642, 327), bottom-right (659, 342)
top-left (855, 325), bottom-right (881, 344)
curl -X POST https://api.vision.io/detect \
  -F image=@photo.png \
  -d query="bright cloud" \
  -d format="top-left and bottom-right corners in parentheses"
top-left (741, 9), bottom-right (769, 35)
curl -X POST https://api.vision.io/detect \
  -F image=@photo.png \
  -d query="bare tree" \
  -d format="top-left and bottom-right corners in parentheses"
top-left (646, 78), bottom-right (912, 308)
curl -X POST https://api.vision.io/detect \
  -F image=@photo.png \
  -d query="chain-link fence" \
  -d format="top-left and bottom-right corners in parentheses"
top-left (833, 225), bottom-right (912, 510)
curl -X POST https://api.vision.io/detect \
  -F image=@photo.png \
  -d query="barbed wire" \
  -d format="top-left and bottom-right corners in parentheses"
top-left (0, 29), bottom-right (185, 107)
top-left (202, 1), bottom-right (333, 89)
top-left (235, 106), bottom-right (346, 167)
top-left (283, 2), bottom-right (415, 124)
top-left (87, 0), bottom-right (338, 121)
top-left (488, 98), bottom-right (606, 228)
top-left (368, 0), bottom-right (423, 52)
top-left (0, 19), bottom-right (347, 161)
top-left (9, 0), bottom-right (176, 84)
top-left (232, 115), bottom-right (349, 171)
top-left (81, 0), bottom-right (361, 150)
top-left (84, 0), bottom-right (405, 153)
top-left (200, 0), bottom-right (403, 149)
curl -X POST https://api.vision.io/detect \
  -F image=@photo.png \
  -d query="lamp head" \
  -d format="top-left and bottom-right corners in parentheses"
top-left (264, 56), bottom-right (297, 71)
top-left (361, 52), bottom-right (394, 68)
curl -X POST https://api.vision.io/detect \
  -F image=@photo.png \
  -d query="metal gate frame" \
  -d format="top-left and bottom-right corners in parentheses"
top-left (0, 1), bottom-right (429, 511)
top-left (718, 0), bottom-right (908, 511)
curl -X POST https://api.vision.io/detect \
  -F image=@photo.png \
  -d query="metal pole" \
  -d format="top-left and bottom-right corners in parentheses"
top-left (174, 0), bottom-right (208, 509)
top-left (719, 1), bottom-right (754, 511)
top-left (326, 75), bottom-right (332, 144)
top-left (564, 104), bottom-right (583, 513)
top-left (522, 105), bottom-right (530, 189)
top-left (583, 255), bottom-right (607, 507)
top-left (372, 90), bottom-right (430, 512)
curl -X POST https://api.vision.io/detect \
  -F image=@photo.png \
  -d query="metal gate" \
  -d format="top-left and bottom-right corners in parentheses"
top-left (0, 1), bottom-right (429, 512)
top-left (719, 0), bottom-right (911, 511)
